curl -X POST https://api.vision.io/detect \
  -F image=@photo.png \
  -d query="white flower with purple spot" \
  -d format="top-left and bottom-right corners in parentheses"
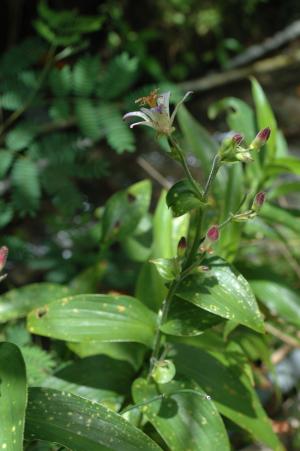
top-left (123, 90), bottom-right (193, 137)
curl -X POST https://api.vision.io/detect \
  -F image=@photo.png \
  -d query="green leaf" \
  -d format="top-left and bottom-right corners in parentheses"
top-left (69, 261), bottom-right (107, 294)
top-left (25, 388), bottom-right (162, 450)
top-left (101, 180), bottom-right (151, 243)
top-left (176, 258), bottom-right (264, 333)
top-left (27, 294), bottom-right (156, 347)
top-left (166, 179), bottom-right (205, 217)
top-left (208, 97), bottom-right (255, 144)
top-left (260, 203), bottom-right (300, 234)
top-left (132, 378), bottom-right (230, 451)
top-left (68, 342), bottom-right (146, 371)
top-left (0, 150), bottom-right (13, 178)
top-left (49, 66), bottom-right (72, 96)
top-left (251, 77), bottom-right (277, 161)
top-left (43, 354), bottom-right (135, 411)
top-left (250, 280), bottom-right (300, 328)
top-left (97, 53), bottom-right (138, 100)
top-left (0, 342), bottom-right (27, 451)
top-left (75, 98), bottom-right (102, 140)
top-left (160, 296), bottom-right (222, 336)
top-left (11, 157), bottom-right (41, 214)
top-left (73, 55), bottom-right (100, 96)
top-left (5, 122), bottom-right (37, 151)
top-left (266, 157), bottom-right (300, 176)
top-left (174, 344), bottom-right (284, 451)
top-left (150, 257), bottom-right (178, 281)
top-left (268, 181), bottom-right (300, 200)
top-left (98, 103), bottom-right (135, 153)
top-left (177, 106), bottom-right (223, 191)
top-left (0, 283), bottom-right (71, 323)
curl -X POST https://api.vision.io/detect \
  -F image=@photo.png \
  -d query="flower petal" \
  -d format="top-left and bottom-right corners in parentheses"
top-left (157, 92), bottom-right (171, 116)
top-left (130, 121), bottom-right (155, 129)
top-left (140, 107), bottom-right (156, 121)
top-left (123, 111), bottom-right (150, 122)
top-left (170, 91), bottom-right (193, 124)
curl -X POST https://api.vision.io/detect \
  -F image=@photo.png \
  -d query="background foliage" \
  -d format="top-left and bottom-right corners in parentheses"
top-left (1, 1), bottom-right (300, 450)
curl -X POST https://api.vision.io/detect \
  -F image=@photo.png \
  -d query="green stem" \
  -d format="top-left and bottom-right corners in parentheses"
top-left (147, 279), bottom-right (179, 380)
top-left (203, 154), bottom-right (220, 197)
top-left (168, 137), bottom-right (203, 199)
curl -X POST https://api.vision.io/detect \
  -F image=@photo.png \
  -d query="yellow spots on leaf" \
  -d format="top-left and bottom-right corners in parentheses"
top-left (117, 305), bottom-right (126, 313)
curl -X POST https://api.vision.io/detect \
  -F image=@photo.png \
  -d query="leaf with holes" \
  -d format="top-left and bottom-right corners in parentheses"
top-left (25, 388), bottom-right (162, 450)
top-left (0, 283), bottom-right (71, 323)
top-left (0, 342), bottom-right (27, 451)
top-left (176, 258), bottom-right (264, 333)
top-left (27, 294), bottom-right (156, 347)
top-left (101, 179), bottom-right (151, 243)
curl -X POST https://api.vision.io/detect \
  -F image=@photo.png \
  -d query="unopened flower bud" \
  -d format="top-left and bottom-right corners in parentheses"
top-left (207, 225), bottom-right (219, 242)
top-left (177, 236), bottom-right (187, 258)
top-left (0, 246), bottom-right (8, 272)
top-left (252, 191), bottom-right (266, 211)
top-left (250, 127), bottom-right (271, 150)
top-left (232, 133), bottom-right (244, 146)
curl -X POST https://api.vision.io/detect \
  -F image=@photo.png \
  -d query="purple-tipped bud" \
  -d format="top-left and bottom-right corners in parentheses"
top-left (251, 127), bottom-right (271, 149)
top-left (232, 133), bottom-right (244, 146)
top-left (252, 191), bottom-right (266, 211)
top-left (258, 127), bottom-right (271, 143)
top-left (0, 246), bottom-right (8, 272)
top-left (207, 225), bottom-right (219, 242)
top-left (256, 191), bottom-right (266, 206)
top-left (177, 236), bottom-right (187, 257)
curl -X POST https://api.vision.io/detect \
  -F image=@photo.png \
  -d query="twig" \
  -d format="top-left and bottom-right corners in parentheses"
top-left (265, 323), bottom-right (300, 348)
top-left (178, 48), bottom-right (300, 93)
top-left (137, 157), bottom-right (171, 189)
top-left (271, 344), bottom-right (292, 365)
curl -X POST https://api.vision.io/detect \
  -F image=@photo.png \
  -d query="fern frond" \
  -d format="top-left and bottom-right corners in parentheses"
top-left (5, 121), bottom-right (38, 151)
top-left (0, 150), bottom-right (13, 178)
top-left (97, 53), bottom-right (138, 100)
top-left (49, 65), bottom-right (72, 96)
top-left (98, 103), bottom-right (135, 153)
top-left (21, 345), bottom-right (56, 385)
top-left (75, 98), bottom-right (102, 140)
top-left (11, 157), bottom-right (41, 215)
top-left (72, 55), bottom-right (100, 96)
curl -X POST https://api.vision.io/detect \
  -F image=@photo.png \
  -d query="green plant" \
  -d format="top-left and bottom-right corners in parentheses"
top-left (1, 79), bottom-right (300, 450)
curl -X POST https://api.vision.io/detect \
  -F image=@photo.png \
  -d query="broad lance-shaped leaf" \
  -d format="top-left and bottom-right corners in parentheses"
top-left (0, 283), bottom-right (71, 323)
top-left (27, 294), bottom-right (156, 347)
top-left (176, 258), bottom-right (264, 333)
top-left (174, 344), bottom-right (284, 451)
top-left (25, 388), bottom-right (162, 451)
top-left (250, 280), bottom-right (300, 328)
top-left (160, 296), bottom-right (223, 336)
top-left (42, 355), bottom-right (136, 412)
top-left (132, 378), bottom-right (230, 451)
top-left (101, 179), bottom-right (151, 243)
top-left (0, 342), bottom-right (27, 451)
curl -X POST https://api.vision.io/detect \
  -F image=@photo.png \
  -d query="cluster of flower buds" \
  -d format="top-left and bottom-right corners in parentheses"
top-left (0, 246), bottom-right (8, 282)
top-left (219, 128), bottom-right (271, 164)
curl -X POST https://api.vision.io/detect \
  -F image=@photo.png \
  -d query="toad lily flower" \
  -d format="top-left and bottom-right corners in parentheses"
top-left (123, 90), bottom-right (193, 136)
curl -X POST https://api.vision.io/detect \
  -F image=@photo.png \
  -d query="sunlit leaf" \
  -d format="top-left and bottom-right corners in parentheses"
top-left (27, 294), bottom-right (156, 347)
top-left (25, 388), bottom-right (162, 450)
top-left (176, 258), bottom-right (264, 333)
top-left (132, 378), bottom-right (230, 451)
top-left (0, 342), bottom-right (27, 451)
